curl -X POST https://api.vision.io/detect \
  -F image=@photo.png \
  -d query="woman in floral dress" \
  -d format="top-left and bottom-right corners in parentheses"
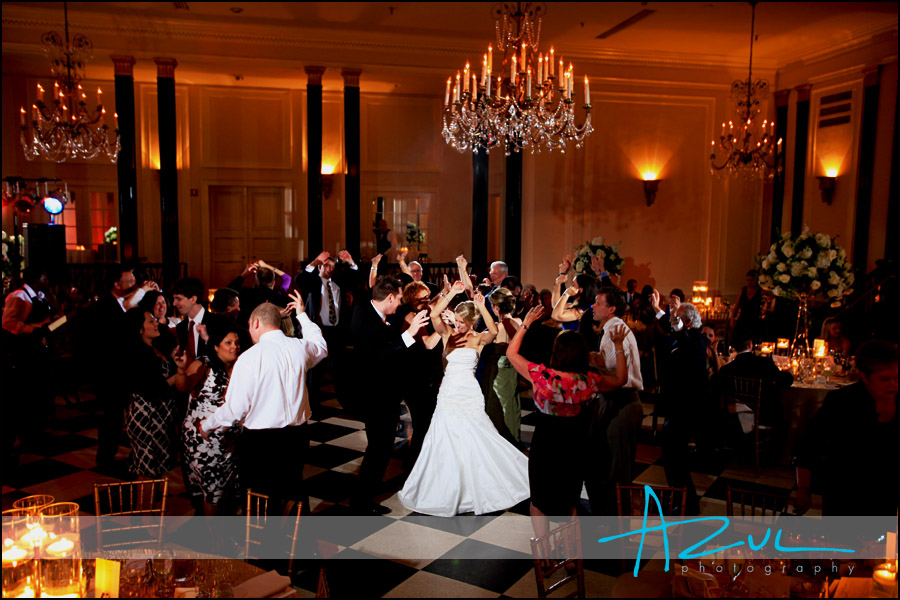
top-left (506, 306), bottom-right (629, 537)
top-left (176, 326), bottom-right (241, 514)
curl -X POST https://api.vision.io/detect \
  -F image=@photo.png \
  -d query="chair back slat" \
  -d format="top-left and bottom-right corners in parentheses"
top-left (530, 520), bottom-right (584, 599)
top-left (726, 485), bottom-right (790, 519)
top-left (93, 478), bottom-right (168, 550)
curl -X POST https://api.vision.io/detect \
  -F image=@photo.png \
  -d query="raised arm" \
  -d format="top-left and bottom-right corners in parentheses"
top-left (456, 255), bottom-right (474, 297)
top-left (551, 282), bottom-right (584, 323)
top-left (597, 323), bottom-right (629, 391)
top-left (398, 250), bottom-right (411, 276)
top-left (507, 306), bottom-right (545, 378)
top-left (368, 254), bottom-right (382, 289)
top-left (473, 290), bottom-right (498, 344)
top-left (431, 279), bottom-right (465, 336)
top-left (287, 290), bottom-right (328, 368)
top-left (174, 353), bottom-right (207, 393)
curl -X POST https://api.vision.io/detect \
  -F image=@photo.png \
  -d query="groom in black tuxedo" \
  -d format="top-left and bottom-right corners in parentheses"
top-left (349, 277), bottom-right (429, 515)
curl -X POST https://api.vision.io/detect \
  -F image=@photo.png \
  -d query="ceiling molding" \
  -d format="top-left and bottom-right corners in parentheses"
top-left (785, 24), bottom-right (897, 69)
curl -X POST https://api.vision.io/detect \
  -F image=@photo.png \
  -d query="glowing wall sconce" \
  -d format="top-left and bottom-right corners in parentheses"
top-left (641, 171), bottom-right (659, 206)
top-left (817, 168), bottom-right (837, 205)
top-left (321, 164), bottom-right (335, 199)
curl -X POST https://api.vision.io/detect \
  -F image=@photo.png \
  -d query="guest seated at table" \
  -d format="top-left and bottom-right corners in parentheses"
top-left (794, 339), bottom-right (897, 516)
top-left (124, 308), bottom-right (179, 478)
top-left (820, 317), bottom-right (851, 357)
top-left (712, 335), bottom-right (793, 443)
top-left (700, 323), bottom-right (724, 376)
top-left (176, 325), bottom-right (243, 514)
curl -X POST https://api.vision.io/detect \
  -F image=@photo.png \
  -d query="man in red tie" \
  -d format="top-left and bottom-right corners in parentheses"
top-left (173, 278), bottom-right (223, 361)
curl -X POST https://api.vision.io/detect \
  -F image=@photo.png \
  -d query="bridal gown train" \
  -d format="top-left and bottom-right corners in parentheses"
top-left (398, 347), bottom-right (530, 516)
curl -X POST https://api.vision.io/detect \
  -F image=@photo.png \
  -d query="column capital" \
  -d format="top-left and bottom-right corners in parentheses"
top-left (794, 83), bottom-right (812, 103)
top-left (305, 66), bottom-right (326, 86)
top-left (341, 68), bottom-right (362, 87)
top-left (774, 89), bottom-right (790, 107)
top-left (110, 55), bottom-right (136, 77)
top-left (154, 58), bottom-right (178, 78)
top-left (862, 66), bottom-right (880, 87)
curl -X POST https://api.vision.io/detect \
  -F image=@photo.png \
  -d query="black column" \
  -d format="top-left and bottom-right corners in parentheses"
top-left (472, 151), bottom-right (489, 266)
top-left (305, 66), bottom-right (326, 256)
top-left (790, 84), bottom-right (811, 235)
top-left (504, 151), bottom-right (523, 275)
top-left (887, 77), bottom-right (899, 263)
top-left (342, 69), bottom-right (361, 258)
top-left (771, 89), bottom-right (790, 243)
top-left (154, 58), bottom-right (179, 284)
top-left (112, 55), bottom-right (138, 263)
top-left (853, 68), bottom-right (880, 271)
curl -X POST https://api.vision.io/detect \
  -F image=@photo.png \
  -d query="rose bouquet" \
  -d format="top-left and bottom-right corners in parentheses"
top-left (756, 228), bottom-right (854, 307)
top-left (573, 236), bottom-right (625, 279)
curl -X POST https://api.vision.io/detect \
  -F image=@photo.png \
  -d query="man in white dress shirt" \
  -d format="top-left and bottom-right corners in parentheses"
top-left (586, 286), bottom-right (645, 514)
top-left (197, 294), bottom-right (327, 510)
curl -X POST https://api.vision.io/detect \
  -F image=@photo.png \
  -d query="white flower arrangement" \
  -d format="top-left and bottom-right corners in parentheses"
top-left (573, 236), bottom-right (625, 278)
top-left (756, 227), bottom-right (854, 307)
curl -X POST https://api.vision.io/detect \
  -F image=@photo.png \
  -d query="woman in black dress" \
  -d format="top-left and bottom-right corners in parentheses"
top-left (138, 290), bottom-right (177, 358)
top-left (124, 308), bottom-right (179, 478)
top-left (731, 270), bottom-right (764, 344)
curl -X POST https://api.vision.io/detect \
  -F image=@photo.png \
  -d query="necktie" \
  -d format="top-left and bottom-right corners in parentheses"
top-left (186, 321), bottom-right (196, 362)
top-left (326, 280), bottom-right (337, 325)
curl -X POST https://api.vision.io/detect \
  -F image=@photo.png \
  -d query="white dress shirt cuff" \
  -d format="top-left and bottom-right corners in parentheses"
top-left (655, 309), bottom-right (666, 320)
top-left (401, 331), bottom-right (416, 348)
top-left (305, 265), bottom-right (315, 273)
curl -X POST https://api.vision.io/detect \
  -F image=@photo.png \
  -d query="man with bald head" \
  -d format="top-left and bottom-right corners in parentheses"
top-left (198, 294), bottom-right (327, 511)
top-left (400, 253), bottom-right (438, 296)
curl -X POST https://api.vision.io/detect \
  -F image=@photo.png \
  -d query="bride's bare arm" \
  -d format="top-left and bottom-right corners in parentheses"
top-left (473, 291), bottom-right (498, 345)
top-left (431, 279), bottom-right (464, 336)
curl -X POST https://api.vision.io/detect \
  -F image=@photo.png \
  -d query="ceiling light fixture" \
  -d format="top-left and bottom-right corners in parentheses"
top-left (710, 1), bottom-right (782, 179)
top-left (442, 2), bottom-right (592, 155)
top-left (18, 2), bottom-right (120, 163)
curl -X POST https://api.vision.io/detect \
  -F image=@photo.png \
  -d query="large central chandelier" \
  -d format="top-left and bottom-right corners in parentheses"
top-left (442, 2), bottom-right (593, 156)
top-left (18, 2), bottom-right (119, 163)
top-left (710, 2), bottom-right (781, 179)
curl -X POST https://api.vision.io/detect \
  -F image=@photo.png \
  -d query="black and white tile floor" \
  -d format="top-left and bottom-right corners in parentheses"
top-left (2, 383), bottom-right (821, 598)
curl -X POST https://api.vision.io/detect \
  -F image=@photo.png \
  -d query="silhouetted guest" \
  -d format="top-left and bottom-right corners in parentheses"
top-left (795, 339), bottom-right (897, 516)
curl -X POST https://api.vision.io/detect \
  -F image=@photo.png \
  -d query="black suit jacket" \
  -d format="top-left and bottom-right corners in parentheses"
top-left (175, 309), bottom-right (226, 359)
top-left (297, 266), bottom-right (360, 329)
top-left (350, 300), bottom-right (411, 399)
top-left (226, 276), bottom-right (289, 328)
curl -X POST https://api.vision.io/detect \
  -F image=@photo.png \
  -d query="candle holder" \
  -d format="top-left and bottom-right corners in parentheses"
top-left (759, 341), bottom-right (775, 356)
top-left (11, 495), bottom-right (55, 514)
top-left (39, 503), bottom-right (82, 598)
top-left (776, 338), bottom-right (790, 356)
top-left (2, 509), bottom-right (40, 598)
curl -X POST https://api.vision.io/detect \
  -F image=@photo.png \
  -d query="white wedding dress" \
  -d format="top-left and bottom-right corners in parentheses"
top-left (398, 347), bottom-right (530, 517)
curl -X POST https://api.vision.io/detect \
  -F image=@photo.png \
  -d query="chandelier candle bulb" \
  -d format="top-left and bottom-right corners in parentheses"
top-left (488, 45), bottom-right (493, 73)
top-left (472, 73), bottom-right (477, 96)
top-left (550, 48), bottom-right (555, 76)
top-left (538, 56), bottom-right (543, 83)
top-left (527, 69), bottom-right (532, 98)
top-left (445, 78), bottom-right (451, 106)
top-left (20, 108), bottom-right (26, 126)
top-left (463, 63), bottom-right (469, 92)
top-left (559, 58), bottom-right (563, 83)
top-left (511, 55), bottom-right (516, 80)
top-left (584, 77), bottom-right (590, 105)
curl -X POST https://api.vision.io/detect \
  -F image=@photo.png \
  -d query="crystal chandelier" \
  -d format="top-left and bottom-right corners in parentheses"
top-left (442, 2), bottom-right (593, 156)
top-left (710, 2), bottom-right (781, 179)
top-left (18, 2), bottom-right (119, 163)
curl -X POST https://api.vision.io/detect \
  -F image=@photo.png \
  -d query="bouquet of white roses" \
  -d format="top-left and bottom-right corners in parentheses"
top-left (104, 226), bottom-right (118, 244)
top-left (573, 236), bottom-right (625, 279)
top-left (756, 228), bottom-right (854, 307)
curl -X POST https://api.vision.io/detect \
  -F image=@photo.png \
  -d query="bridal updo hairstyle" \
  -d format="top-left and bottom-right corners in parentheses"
top-left (489, 287), bottom-right (516, 316)
top-left (549, 330), bottom-right (590, 374)
top-left (454, 301), bottom-right (479, 326)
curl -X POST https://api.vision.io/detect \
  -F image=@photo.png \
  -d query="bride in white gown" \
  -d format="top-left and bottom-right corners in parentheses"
top-left (399, 280), bottom-right (530, 517)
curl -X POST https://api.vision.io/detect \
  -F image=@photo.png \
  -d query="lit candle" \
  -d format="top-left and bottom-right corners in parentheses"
top-left (19, 107), bottom-right (26, 126)
top-left (584, 76), bottom-right (590, 105)
top-left (44, 538), bottom-right (75, 557)
top-left (455, 72), bottom-right (460, 99)
top-left (482, 55), bottom-right (487, 86)
top-left (813, 338), bottom-right (827, 358)
top-left (549, 48), bottom-right (555, 76)
top-left (538, 56), bottom-right (543, 83)
top-left (97, 87), bottom-right (102, 106)
top-left (54, 82), bottom-right (59, 100)
top-left (445, 78), bottom-right (451, 106)
top-left (777, 338), bottom-right (790, 349)
top-left (488, 45), bottom-right (492, 74)
top-left (559, 58), bottom-right (563, 85)
top-left (568, 64), bottom-right (574, 96)
top-left (37, 83), bottom-right (44, 102)
top-left (526, 68), bottom-right (532, 98)
top-left (2, 544), bottom-right (29, 563)
top-left (114, 112), bottom-right (119, 128)
top-left (760, 342), bottom-right (775, 355)
top-left (564, 71), bottom-right (570, 99)
top-left (472, 73), bottom-right (477, 97)
top-left (511, 55), bottom-right (516, 80)
top-left (463, 62), bottom-right (469, 92)
top-left (520, 42), bottom-right (526, 67)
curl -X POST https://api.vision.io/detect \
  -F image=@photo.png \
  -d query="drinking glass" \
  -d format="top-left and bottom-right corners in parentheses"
top-left (2, 509), bottom-right (39, 598)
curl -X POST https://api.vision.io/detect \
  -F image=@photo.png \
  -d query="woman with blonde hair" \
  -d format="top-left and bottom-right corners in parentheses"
top-left (398, 280), bottom-right (529, 516)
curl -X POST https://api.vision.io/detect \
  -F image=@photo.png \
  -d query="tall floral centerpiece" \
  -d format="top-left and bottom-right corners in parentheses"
top-left (756, 229), bottom-right (854, 356)
top-left (573, 237), bottom-right (625, 282)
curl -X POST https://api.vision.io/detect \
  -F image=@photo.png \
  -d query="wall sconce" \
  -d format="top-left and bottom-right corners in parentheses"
top-left (817, 168), bottom-right (837, 205)
top-left (641, 172), bottom-right (659, 206)
top-left (321, 164), bottom-right (335, 200)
